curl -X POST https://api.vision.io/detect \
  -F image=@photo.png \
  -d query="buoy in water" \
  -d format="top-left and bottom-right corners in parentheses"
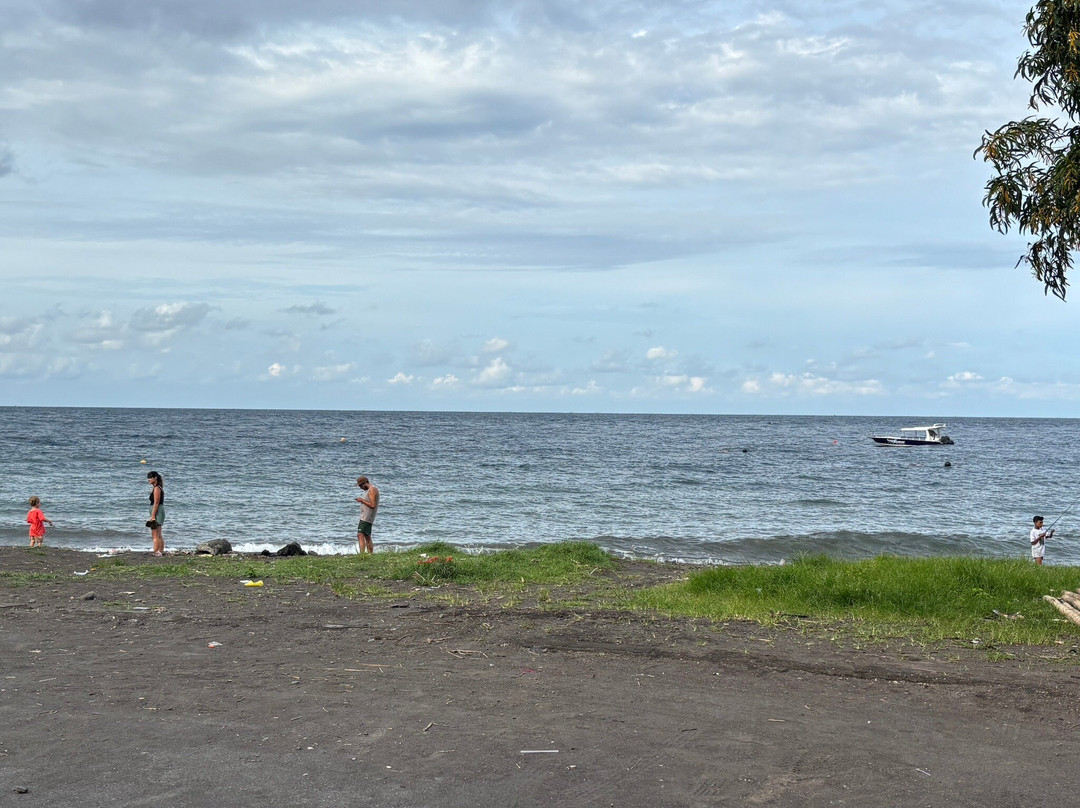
top-left (140, 459), bottom-right (147, 464)
top-left (340, 437), bottom-right (347, 443)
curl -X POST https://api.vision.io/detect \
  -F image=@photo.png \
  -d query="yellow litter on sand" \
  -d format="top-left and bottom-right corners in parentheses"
top-left (240, 580), bottom-right (264, 587)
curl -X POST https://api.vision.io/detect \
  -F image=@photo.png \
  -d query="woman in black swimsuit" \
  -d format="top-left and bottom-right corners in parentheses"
top-left (146, 471), bottom-right (165, 556)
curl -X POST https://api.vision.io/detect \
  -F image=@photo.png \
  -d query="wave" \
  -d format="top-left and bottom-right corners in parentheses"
top-left (582, 531), bottom-right (1021, 565)
top-left (0, 526), bottom-right (142, 542)
top-left (2, 529), bottom-right (1054, 565)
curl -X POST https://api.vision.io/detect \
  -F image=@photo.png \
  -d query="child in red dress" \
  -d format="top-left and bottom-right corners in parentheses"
top-left (26, 496), bottom-right (53, 547)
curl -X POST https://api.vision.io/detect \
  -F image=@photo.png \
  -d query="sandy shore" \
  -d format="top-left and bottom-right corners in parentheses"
top-left (3, 546), bottom-right (1080, 807)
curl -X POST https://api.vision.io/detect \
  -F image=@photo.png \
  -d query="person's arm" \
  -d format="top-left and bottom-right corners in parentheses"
top-left (356, 489), bottom-right (377, 509)
top-left (150, 488), bottom-right (162, 521)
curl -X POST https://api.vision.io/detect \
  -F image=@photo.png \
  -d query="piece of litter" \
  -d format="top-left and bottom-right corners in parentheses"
top-left (208, 641), bottom-right (222, 648)
top-left (132, 606), bottom-right (150, 611)
top-left (916, 768), bottom-right (931, 777)
top-left (243, 580), bottom-right (264, 587)
top-left (520, 750), bottom-right (559, 754)
top-left (74, 570), bottom-right (89, 576)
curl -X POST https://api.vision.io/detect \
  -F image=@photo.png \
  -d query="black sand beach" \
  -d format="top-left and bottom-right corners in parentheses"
top-left (3, 547), bottom-right (1080, 807)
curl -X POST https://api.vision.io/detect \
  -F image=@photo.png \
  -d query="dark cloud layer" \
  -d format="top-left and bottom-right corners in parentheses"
top-left (36, 0), bottom-right (589, 40)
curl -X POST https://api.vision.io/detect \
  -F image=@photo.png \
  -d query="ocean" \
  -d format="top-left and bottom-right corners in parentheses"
top-left (2, 407), bottom-right (1078, 564)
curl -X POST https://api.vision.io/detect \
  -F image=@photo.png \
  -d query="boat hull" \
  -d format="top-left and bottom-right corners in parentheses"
top-left (871, 436), bottom-right (954, 446)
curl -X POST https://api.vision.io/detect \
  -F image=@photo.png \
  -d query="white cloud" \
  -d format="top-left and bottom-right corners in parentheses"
top-left (130, 302), bottom-right (211, 332)
top-left (945, 371), bottom-right (983, 385)
top-left (388, 372), bottom-right (416, 385)
top-left (475, 357), bottom-right (511, 386)
top-left (432, 374), bottom-right (460, 387)
top-left (657, 374), bottom-right (710, 394)
top-left (482, 337), bottom-right (510, 353)
top-left (0, 318), bottom-right (44, 349)
top-left (743, 372), bottom-right (884, 397)
top-left (70, 311), bottom-right (125, 349)
top-left (646, 346), bottom-right (677, 361)
top-left (312, 363), bottom-right (355, 381)
top-left (45, 357), bottom-right (79, 377)
top-left (410, 339), bottom-right (457, 366)
top-left (590, 350), bottom-right (629, 373)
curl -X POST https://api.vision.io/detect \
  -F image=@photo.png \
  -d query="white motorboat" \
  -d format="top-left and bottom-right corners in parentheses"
top-left (870, 424), bottom-right (954, 447)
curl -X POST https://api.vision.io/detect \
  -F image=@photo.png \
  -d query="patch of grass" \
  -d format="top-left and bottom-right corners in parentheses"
top-left (73, 541), bottom-right (614, 589)
top-left (411, 541), bottom-right (612, 585)
top-left (630, 554), bottom-right (1080, 646)
top-left (330, 581), bottom-right (396, 599)
top-left (0, 571), bottom-right (61, 586)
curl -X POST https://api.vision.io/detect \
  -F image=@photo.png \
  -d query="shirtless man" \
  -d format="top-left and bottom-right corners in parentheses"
top-left (355, 476), bottom-right (380, 554)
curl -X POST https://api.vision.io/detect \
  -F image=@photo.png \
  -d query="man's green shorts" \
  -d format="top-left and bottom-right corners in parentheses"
top-left (357, 520), bottom-right (374, 537)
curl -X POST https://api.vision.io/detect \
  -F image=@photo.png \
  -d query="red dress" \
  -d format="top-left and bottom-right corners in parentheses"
top-left (27, 508), bottom-right (47, 539)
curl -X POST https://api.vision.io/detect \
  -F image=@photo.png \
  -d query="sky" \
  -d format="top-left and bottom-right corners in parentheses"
top-left (1, 0), bottom-right (1076, 416)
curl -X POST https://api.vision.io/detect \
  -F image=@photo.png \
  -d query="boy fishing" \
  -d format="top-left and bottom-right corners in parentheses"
top-left (1030, 516), bottom-right (1054, 565)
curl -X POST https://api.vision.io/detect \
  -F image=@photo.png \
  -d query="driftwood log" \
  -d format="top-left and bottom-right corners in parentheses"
top-left (1043, 595), bottom-right (1080, 627)
top-left (1060, 590), bottom-right (1080, 611)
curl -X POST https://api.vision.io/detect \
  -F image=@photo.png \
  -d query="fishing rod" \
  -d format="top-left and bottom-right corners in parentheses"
top-left (1046, 489), bottom-right (1080, 531)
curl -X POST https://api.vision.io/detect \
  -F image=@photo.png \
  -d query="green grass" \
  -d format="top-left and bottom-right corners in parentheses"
top-left (0, 571), bottom-right (61, 586)
top-left (86, 540), bottom-right (613, 588)
top-left (630, 554), bottom-right (1080, 646)
top-left (11, 544), bottom-right (1080, 649)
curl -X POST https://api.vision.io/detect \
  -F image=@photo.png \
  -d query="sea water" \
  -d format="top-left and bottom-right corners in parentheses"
top-left (2, 407), bottom-right (1079, 564)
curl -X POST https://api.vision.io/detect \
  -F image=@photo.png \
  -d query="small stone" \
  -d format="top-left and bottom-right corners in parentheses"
top-left (13, 786), bottom-right (29, 794)
top-left (82, 592), bottom-right (96, 601)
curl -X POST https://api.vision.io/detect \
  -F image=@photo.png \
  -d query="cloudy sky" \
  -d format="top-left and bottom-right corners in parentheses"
top-left (1, 0), bottom-right (1074, 415)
